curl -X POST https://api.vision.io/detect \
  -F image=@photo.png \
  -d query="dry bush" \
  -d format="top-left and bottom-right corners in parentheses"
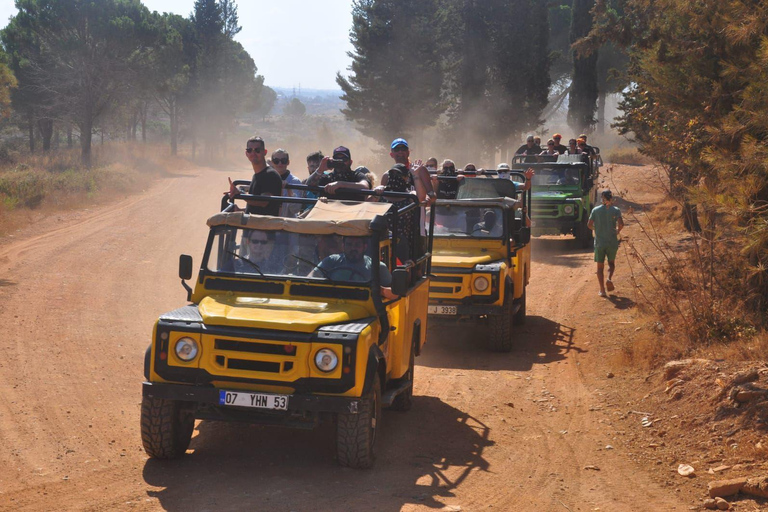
top-left (605, 147), bottom-right (652, 166)
top-left (0, 142), bottom-right (188, 236)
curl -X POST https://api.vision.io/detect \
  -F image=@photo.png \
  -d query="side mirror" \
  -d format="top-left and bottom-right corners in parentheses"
top-left (391, 268), bottom-right (410, 297)
top-left (179, 254), bottom-right (193, 280)
top-left (513, 227), bottom-right (531, 246)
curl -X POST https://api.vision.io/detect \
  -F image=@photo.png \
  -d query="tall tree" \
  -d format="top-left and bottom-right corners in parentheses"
top-left (337, 0), bottom-right (445, 148)
top-left (567, 0), bottom-right (599, 134)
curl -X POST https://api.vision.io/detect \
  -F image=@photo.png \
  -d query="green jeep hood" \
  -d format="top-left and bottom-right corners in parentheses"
top-left (532, 190), bottom-right (582, 201)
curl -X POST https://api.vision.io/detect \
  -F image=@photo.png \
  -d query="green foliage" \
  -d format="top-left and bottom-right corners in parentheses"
top-left (567, 0), bottom-right (598, 133)
top-left (283, 97), bottom-right (306, 119)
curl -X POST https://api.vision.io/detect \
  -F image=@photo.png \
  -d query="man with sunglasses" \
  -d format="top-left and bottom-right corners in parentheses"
top-left (305, 146), bottom-right (371, 199)
top-left (226, 136), bottom-right (283, 216)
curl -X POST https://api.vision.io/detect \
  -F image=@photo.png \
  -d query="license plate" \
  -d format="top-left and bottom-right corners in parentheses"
top-left (219, 390), bottom-right (289, 410)
top-left (428, 305), bottom-right (457, 315)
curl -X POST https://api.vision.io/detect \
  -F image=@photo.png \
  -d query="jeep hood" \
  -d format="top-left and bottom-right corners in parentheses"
top-left (532, 190), bottom-right (581, 201)
top-left (198, 294), bottom-right (370, 333)
top-left (432, 249), bottom-right (501, 268)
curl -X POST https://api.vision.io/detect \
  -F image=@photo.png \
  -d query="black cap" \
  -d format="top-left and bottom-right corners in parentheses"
top-left (602, 189), bottom-right (613, 200)
top-left (332, 146), bottom-right (351, 159)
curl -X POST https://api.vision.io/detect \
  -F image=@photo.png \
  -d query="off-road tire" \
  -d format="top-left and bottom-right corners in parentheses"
top-left (140, 396), bottom-right (195, 459)
top-left (487, 299), bottom-right (513, 352)
top-left (390, 342), bottom-right (415, 411)
top-left (513, 289), bottom-right (527, 326)
top-left (576, 215), bottom-right (593, 249)
top-left (336, 378), bottom-right (381, 469)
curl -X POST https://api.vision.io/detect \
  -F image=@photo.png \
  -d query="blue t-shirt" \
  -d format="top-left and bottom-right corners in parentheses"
top-left (589, 204), bottom-right (622, 249)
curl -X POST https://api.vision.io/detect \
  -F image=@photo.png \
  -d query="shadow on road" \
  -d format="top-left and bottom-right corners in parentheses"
top-left (142, 396), bottom-right (492, 511)
top-left (532, 238), bottom-right (592, 268)
top-left (0, 279), bottom-right (16, 287)
top-left (420, 315), bottom-right (583, 372)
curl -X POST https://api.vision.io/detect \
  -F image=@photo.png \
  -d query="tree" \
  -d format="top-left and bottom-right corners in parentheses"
top-left (251, 85), bottom-right (276, 121)
top-left (9, 0), bottom-right (153, 165)
top-left (283, 97), bottom-right (306, 119)
top-left (337, 0), bottom-right (445, 147)
top-left (567, 0), bottom-right (598, 134)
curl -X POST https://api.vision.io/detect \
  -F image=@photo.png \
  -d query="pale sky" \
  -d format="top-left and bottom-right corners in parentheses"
top-left (0, 0), bottom-right (354, 90)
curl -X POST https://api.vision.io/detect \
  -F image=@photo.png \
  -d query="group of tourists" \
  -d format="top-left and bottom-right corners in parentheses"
top-left (515, 133), bottom-right (597, 157)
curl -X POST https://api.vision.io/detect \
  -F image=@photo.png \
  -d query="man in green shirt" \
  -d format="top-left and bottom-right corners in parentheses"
top-left (588, 190), bottom-right (624, 297)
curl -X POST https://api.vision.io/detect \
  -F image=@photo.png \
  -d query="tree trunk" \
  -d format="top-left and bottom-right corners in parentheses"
top-left (67, 124), bottom-right (73, 148)
top-left (140, 101), bottom-right (147, 143)
top-left (28, 108), bottom-right (35, 153)
top-left (597, 91), bottom-right (606, 135)
top-left (38, 118), bottom-right (54, 151)
top-left (81, 117), bottom-right (93, 167)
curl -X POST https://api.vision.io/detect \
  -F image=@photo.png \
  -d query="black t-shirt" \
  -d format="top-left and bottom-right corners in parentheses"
top-left (318, 167), bottom-right (369, 200)
top-left (437, 176), bottom-right (460, 199)
top-left (553, 144), bottom-right (568, 154)
top-left (515, 144), bottom-right (542, 156)
top-left (247, 166), bottom-right (283, 216)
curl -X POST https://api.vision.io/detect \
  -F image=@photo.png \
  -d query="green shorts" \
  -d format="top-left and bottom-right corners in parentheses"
top-left (594, 245), bottom-right (618, 263)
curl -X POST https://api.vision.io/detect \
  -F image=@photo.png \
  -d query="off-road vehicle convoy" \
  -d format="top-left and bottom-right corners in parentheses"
top-left (141, 189), bottom-right (433, 468)
top-left (428, 176), bottom-right (531, 352)
top-left (512, 153), bottom-right (600, 248)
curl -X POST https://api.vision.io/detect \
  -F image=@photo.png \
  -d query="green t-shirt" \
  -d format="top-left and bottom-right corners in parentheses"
top-left (589, 204), bottom-right (622, 249)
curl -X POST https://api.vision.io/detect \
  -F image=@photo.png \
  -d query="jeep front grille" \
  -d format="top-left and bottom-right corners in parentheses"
top-left (215, 338), bottom-right (296, 355)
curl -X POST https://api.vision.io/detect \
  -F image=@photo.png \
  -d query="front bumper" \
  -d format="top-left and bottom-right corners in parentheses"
top-left (428, 303), bottom-right (505, 316)
top-left (143, 381), bottom-right (362, 415)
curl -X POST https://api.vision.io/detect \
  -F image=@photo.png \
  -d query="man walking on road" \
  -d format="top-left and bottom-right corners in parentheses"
top-left (587, 189), bottom-right (624, 297)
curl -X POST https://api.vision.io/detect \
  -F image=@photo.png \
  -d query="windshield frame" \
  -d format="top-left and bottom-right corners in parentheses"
top-left (430, 203), bottom-right (508, 240)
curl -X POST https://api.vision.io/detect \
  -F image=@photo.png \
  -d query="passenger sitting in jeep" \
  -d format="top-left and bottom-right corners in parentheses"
top-left (224, 230), bottom-right (285, 274)
top-left (312, 236), bottom-right (392, 286)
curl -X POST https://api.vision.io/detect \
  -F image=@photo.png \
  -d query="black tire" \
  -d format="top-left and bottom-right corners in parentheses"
top-left (513, 289), bottom-right (527, 326)
top-left (140, 396), bottom-right (195, 459)
top-left (576, 215), bottom-right (593, 249)
top-left (336, 378), bottom-right (381, 469)
top-left (390, 342), bottom-right (415, 411)
top-left (487, 299), bottom-right (513, 352)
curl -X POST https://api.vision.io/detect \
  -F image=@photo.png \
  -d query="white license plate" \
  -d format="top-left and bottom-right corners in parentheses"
top-left (219, 390), bottom-right (289, 410)
top-left (428, 305), bottom-right (457, 315)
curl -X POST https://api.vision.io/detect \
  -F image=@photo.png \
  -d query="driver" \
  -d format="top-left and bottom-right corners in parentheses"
top-left (472, 210), bottom-right (500, 235)
top-left (557, 168), bottom-right (580, 185)
top-left (312, 236), bottom-right (392, 286)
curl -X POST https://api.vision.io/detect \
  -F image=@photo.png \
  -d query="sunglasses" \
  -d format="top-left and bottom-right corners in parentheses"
top-left (392, 145), bottom-right (408, 152)
top-left (249, 239), bottom-right (269, 245)
top-left (465, 168), bottom-right (476, 172)
top-left (442, 166), bottom-right (455, 171)
top-left (272, 157), bottom-right (288, 165)
top-left (332, 155), bottom-right (350, 161)
top-left (548, 143), bottom-right (554, 146)
top-left (246, 147), bottom-right (263, 154)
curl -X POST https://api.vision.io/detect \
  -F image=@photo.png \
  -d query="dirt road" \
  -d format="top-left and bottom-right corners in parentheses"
top-left (0, 164), bottom-right (688, 511)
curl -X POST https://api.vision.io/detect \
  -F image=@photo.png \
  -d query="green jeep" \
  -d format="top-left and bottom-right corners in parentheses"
top-left (512, 154), bottom-right (599, 248)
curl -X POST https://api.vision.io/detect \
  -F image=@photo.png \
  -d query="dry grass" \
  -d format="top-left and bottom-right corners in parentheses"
top-left (0, 143), bottom-right (194, 237)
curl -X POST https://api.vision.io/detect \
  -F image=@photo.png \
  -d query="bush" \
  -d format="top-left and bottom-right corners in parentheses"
top-left (605, 147), bottom-right (651, 166)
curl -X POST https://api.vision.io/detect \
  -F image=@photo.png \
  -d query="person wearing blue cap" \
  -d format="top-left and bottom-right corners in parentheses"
top-left (305, 145), bottom-right (371, 199)
top-left (387, 137), bottom-right (435, 205)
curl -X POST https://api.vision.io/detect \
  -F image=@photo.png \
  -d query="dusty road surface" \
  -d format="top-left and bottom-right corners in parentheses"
top-left (0, 164), bottom-right (688, 511)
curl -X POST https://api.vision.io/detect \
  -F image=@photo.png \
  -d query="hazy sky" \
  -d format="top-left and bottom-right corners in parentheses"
top-left (0, 0), bottom-right (354, 90)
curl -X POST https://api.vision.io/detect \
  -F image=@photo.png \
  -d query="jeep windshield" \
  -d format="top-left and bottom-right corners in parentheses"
top-left (531, 167), bottom-right (581, 187)
top-left (206, 226), bottom-right (382, 284)
top-left (430, 205), bottom-right (504, 238)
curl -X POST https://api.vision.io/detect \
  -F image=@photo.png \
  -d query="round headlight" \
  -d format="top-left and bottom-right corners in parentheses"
top-left (175, 337), bottom-right (199, 361)
top-left (315, 349), bottom-right (338, 373)
top-left (563, 205), bottom-right (574, 214)
top-left (473, 276), bottom-right (490, 292)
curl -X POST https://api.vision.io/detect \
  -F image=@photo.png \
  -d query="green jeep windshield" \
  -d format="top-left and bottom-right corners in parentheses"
top-left (206, 226), bottom-right (388, 284)
top-left (431, 205), bottom-right (504, 238)
top-left (531, 167), bottom-right (581, 187)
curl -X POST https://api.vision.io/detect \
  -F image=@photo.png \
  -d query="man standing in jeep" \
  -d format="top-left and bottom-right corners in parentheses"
top-left (226, 136), bottom-right (283, 216)
top-left (304, 146), bottom-right (371, 199)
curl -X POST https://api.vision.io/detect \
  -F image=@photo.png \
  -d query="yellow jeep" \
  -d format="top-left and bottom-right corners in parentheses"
top-left (141, 194), bottom-right (432, 468)
top-left (429, 176), bottom-right (531, 351)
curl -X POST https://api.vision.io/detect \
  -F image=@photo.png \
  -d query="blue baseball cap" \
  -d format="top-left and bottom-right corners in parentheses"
top-left (390, 138), bottom-right (408, 150)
